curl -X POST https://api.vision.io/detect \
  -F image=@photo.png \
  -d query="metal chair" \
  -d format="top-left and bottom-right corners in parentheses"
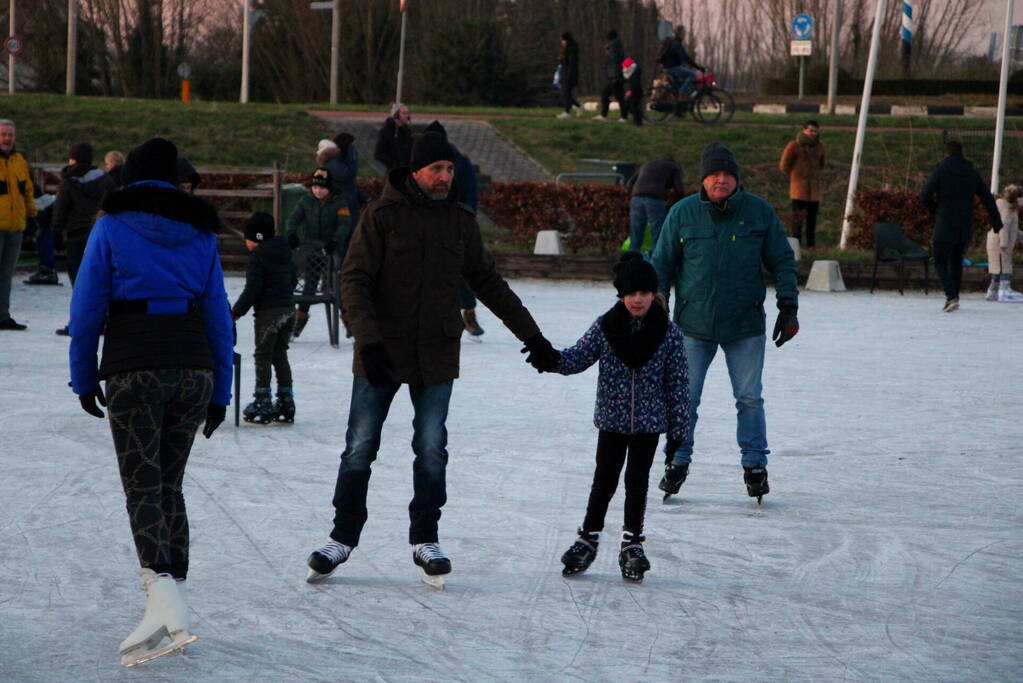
top-left (292, 240), bottom-right (342, 347)
top-left (870, 222), bottom-right (930, 295)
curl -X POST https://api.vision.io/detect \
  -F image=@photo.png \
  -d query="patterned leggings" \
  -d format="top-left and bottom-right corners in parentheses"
top-left (106, 369), bottom-right (213, 579)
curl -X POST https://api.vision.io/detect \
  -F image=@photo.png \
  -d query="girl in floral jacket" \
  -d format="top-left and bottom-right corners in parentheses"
top-left (550, 251), bottom-right (690, 581)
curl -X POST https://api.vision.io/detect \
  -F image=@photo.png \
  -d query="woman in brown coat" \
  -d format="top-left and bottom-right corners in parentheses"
top-left (779, 120), bottom-right (826, 248)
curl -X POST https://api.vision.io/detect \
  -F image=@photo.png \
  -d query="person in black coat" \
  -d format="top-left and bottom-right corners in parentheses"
top-left (596, 29), bottom-right (627, 122)
top-left (622, 58), bottom-right (644, 126)
top-left (232, 212), bottom-right (298, 423)
top-left (373, 103), bottom-right (413, 173)
top-left (920, 140), bottom-right (1002, 312)
top-left (557, 32), bottom-right (581, 119)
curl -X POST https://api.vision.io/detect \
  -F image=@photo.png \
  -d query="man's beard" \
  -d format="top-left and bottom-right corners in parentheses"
top-left (426, 184), bottom-right (449, 200)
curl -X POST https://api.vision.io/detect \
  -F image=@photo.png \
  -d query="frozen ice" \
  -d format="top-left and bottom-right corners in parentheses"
top-left (1, 275), bottom-right (1020, 681)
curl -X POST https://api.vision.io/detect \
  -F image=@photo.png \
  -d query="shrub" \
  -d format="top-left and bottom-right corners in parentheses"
top-left (848, 189), bottom-right (997, 251)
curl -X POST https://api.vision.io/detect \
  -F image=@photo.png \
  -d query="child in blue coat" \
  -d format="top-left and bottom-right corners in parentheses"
top-left (548, 251), bottom-right (690, 581)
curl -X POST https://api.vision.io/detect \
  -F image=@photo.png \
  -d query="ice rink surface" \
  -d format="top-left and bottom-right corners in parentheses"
top-left (1, 275), bottom-right (1021, 682)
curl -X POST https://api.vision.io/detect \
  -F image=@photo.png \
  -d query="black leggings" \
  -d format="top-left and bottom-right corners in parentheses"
top-left (254, 307), bottom-right (294, 388)
top-left (933, 241), bottom-right (966, 301)
top-left (106, 368), bottom-right (213, 579)
top-left (582, 431), bottom-right (659, 535)
top-left (561, 82), bottom-right (581, 113)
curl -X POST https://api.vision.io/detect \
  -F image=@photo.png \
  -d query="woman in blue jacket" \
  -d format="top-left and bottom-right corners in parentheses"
top-left (68, 137), bottom-right (233, 667)
top-left (543, 252), bottom-right (690, 582)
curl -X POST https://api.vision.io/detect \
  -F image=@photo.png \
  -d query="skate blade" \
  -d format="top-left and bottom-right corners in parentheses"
top-left (561, 565), bottom-right (589, 577)
top-left (622, 572), bottom-right (645, 583)
top-left (121, 633), bottom-right (196, 667)
top-left (306, 566), bottom-right (336, 583)
top-left (418, 568), bottom-right (445, 589)
top-left (467, 335), bottom-right (482, 344)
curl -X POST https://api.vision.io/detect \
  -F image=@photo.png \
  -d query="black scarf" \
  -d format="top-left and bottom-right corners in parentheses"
top-left (600, 300), bottom-right (668, 369)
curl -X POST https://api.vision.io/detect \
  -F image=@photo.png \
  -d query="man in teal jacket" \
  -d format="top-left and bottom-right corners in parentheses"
top-left (652, 142), bottom-right (799, 502)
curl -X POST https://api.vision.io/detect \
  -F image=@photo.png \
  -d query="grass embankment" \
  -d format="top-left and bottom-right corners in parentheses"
top-left (491, 113), bottom-right (1023, 254)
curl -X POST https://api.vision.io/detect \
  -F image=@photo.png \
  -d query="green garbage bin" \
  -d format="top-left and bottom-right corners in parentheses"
top-left (253, 183), bottom-right (307, 226)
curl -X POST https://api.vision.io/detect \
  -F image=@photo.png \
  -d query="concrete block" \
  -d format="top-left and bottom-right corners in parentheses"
top-left (964, 106), bottom-right (997, 118)
top-left (891, 105), bottom-right (927, 117)
top-left (534, 230), bottom-right (564, 255)
top-left (753, 104), bottom-right (787, 115)
top-left (806, 260), bottom-right (846, 292)
top-left (821, 104), bottom-right (857, 115)
top-left (787, 236), bottom-right (801, 261)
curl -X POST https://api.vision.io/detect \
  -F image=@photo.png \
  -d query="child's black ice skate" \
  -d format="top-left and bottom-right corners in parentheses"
top-left (243, 389), bottom-right (275, 424)
top-left (618, 531), bottom-right (650, 582)
top-left (743, 466), bottom-right (769, 504)
top-left (561, 529), bottom-right (599, 577)
top-left (306, 540), bottom-right (353, 582)
top-left (412, 543), bottom-right (451, 589)
top-left (274, 388), bottom-right (295, 423)
top-left (658, 462), bottom-right (689, 502)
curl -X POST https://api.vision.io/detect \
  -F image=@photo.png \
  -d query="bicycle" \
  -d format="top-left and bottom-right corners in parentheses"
top-left (644, 71), bottom-right (735, 125)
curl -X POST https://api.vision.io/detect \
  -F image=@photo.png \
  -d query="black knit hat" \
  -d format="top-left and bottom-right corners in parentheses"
top-left (410, 132), bottom-right (456, 172)
top-left (699, 141), bottom-right (740, 181)
top-left (613, 251), bottom-right (659, 296)
top-left (69, 141), bottom-right (93, 166)
top-left (123, 137), bottom-right (178, 185)
top-left (310, 166), bottom-right (332, 188)
top-left (243, 212), bottom-right (275, 243)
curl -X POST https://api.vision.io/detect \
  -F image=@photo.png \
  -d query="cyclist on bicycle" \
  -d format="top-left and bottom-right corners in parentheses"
top-left (656, 25), bottom-right (705, 96)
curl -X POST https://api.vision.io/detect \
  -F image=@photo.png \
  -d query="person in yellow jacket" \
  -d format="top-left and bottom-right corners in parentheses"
top-left (0, 119), bottom-right (38, 330)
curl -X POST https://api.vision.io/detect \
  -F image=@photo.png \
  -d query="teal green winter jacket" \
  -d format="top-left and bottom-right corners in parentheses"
top-left (285, 191), bottom-right (351, 247)
top-left (652, 187), bottom-right (798, 343)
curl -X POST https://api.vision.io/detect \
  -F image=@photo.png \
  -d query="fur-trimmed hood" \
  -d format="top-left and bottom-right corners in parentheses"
top-left (317, 145), bottom-right (341, 167)
top-left (102, 181), bottom-right (221, 233)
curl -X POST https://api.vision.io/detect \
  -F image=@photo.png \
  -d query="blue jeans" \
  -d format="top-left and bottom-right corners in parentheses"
top-left (629, 196), bottom-right (668, 254)
top-left (331, 376), bottom-right (453, 546)
top-left (672, 334), bottom-right (768, 468)
top-left (667, 67), bottom-right (696, 94)
top-left (36, 227), bottom-right (56, 269)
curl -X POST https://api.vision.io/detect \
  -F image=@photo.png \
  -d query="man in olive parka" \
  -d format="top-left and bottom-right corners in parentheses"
top-left (652, 142), bottom-right (798, 502)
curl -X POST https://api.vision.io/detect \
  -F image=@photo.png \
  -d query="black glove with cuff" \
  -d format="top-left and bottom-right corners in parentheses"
top-left (79, 387), bottom-right (106, 419)
top-left (360, 342), bottom-right (395, 387)
top-left (772, 298), bottom-right (799, 348)
top-left (203, 404), bottom-right (226, 439)
top-left (520, 333), bottom-right (560, 373)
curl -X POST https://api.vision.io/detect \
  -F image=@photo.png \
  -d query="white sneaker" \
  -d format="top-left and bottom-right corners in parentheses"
top-left (616, 117), bottom-right (629, 123)
top-left (997, 283), bottom-right (1023, 302)
top-left (986, 282), bottom-right (999, 301)
top-left (592, 114), bottom-right (607, 121)
top-left (942, 298), bottom-right (959, 312)
top-left (556, 112), bottom-right (572, 120)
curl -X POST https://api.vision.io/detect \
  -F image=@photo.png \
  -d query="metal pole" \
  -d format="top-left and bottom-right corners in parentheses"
top-left (798, 56), bottom-right (805, 99)
top-left (839, 0), bottom-right (886, 250)
top-left (826, 0), bottom-right (842, 115)
top-left (991, 0), bottom-right (1013, 194)
top-left (395, 9), bottom-right (407, 104)
top-left (240, 0), bottom-right (251, 103)
top-left (66, 0), bottom-right (77, 95)
top-left (901, 0), bottom-right (912, 75)
top-left (329, 0), bottom-right (340, 104)
top-left (8, 0), bottom-right (15, 95)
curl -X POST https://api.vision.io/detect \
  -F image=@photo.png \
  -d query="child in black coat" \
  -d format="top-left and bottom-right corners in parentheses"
top-left (232, 212), bottom-right (299, 423)
top-left (622, 58), bottom-right (644, 126)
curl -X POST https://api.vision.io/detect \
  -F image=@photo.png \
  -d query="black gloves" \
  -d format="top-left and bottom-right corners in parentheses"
top-left (772, 298), bottom-right (799, 348)
top-left (203, 404), bottom-right (226, 439)
top-left (288, 233), bottom-right (300, 249)
top-left (324, 240), bottom-right (338, 254)
top-left (79, 387), bottom-right (106, 418)
top-left (360, 342), bottom-right (395, 387)
top-left (520, 333), bottom-right (560, 373)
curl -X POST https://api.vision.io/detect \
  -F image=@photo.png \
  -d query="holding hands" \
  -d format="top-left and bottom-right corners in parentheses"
top-left (521, 333), bottom-right (560, 373)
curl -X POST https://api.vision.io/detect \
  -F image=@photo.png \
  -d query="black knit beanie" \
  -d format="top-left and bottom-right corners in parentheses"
top-left (410, 132), bottom-right (456, 172)
top-left (613, 251), bottom-right (659, 296)
top-left (69, 141), bottom-right (93, 166)
top-left (699, 141), bottom-right (740, 181)
top-left (123, 137), bottom-right (178, 185)
top-left (243, 212), bottom-right (275, 243)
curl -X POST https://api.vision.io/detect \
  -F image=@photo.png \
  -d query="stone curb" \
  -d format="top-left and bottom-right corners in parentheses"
top-left (744, 103), bottom-right (1022, 117)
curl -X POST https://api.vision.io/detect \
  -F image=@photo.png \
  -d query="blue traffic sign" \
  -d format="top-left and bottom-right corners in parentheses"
top-left (791, 13), bottom-right (814, 40)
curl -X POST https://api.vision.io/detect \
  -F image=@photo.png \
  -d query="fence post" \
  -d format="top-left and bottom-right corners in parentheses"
top-left (272, 161), bottom-right (282, 229)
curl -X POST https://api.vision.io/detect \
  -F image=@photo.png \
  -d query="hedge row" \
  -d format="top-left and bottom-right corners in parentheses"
top-left (845, 189), bottom-right (998, 251)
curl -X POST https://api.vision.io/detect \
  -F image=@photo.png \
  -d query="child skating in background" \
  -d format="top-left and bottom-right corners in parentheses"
top-left (232, 212), bottom-right (299, 423)
top-left (545, 251), bottom-right (690, 581)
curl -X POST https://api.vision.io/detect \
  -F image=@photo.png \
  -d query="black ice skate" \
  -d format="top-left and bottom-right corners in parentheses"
top-left (743, 466), bottom-right (769, 504)
top-left (658, 462), bottom-right (689, 501)
top-left (306, 540), bottom-right (353, 582)
top-left (413, 543), bottom-right (451, 589)
top-left (561, 529), bottom-right (599, 577)
top-left (243, 389), bottom-right (274, 424)
top-left (618, 531), bottom-right (650, 582)
top-left (273, 389), bottom-right (295, 423)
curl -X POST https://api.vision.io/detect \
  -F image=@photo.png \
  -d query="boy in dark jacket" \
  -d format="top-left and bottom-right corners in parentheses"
top-left (233, 212), bottom-right (298, 424)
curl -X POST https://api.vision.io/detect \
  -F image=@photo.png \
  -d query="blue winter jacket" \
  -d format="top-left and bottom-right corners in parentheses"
top-left (69, 181), bottom-right (234, 406)
top-left (554, 306), bottom-right (690, 441)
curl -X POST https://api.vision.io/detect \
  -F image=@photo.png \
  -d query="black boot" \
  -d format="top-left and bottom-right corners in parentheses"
top-left (243, 388), bottom-right (274, 424)
top-left (561, 529), bottom-right (599, 576)
top-left (274, 388), bottom-right (295, 423)
top-left (743, 466), bottom-right (769, 503)
top-left (658, 462), bottom-right (689, 499)
top-left (618, 530), bottom-right (650, 582)
top-left (24, 266), bottom-right (59, 285)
